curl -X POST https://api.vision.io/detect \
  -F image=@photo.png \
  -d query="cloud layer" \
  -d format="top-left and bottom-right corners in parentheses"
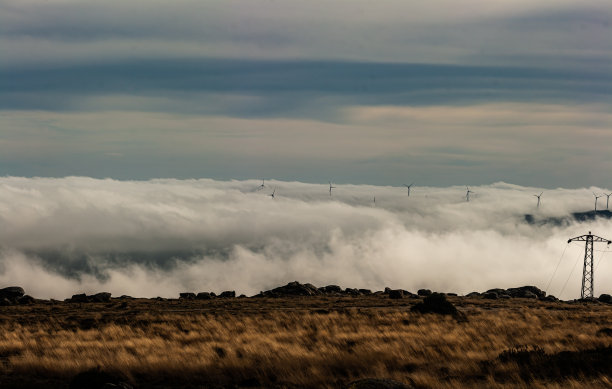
top-left (0, 1), bottom-right (611, 187)
top-left (1, 177), bottom-right (611, 300)
top-left (1, 1), bottom-right (610, 67)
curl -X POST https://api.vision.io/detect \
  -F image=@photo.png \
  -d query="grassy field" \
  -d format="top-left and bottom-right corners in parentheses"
top-left (1, 295), bottom-right (612, 388)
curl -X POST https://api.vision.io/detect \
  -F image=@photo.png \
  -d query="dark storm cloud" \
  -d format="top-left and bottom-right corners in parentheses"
top-left (1, 59), bottom-right (610, 117)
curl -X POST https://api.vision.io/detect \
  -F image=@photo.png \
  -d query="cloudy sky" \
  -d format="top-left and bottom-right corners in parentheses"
top-left (1, 2), bottom-right (612, 299)
top-left (1, 0), bottom-right (611, 187)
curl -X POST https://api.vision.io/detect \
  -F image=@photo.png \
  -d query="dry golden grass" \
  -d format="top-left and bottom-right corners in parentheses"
top-left (1, 296), bottom-right (612, 388)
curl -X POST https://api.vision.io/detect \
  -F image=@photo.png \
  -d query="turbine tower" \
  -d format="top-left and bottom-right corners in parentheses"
top-left (465, 186), bottom-right (474, 202)
top-left (403, 183), bottom-right (413, 197)
top-left (257, 179), bottom-right (266, 191)
top-left (329, 181), bottom-right (336, 196)
top-left (269, 188), bottom-right (276, 199)
top-left (594, 192), bottom-right (603, 212)
top-left (534, 192), bottom-right (543, 208)
top-left (605, 193), bottom-right (612, 210)
top-left (568, 232), bottom-right (611, 299)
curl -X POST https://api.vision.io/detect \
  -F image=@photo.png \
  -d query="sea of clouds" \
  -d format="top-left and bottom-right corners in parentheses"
top-left (0, 177), bottom-right (611, 300)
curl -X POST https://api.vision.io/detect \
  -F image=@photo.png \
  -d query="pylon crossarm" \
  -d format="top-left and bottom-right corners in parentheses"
top-left (568, 235), bottom-right (612, 244)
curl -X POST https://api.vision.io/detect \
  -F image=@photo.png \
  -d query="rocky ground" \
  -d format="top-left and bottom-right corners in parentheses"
top-left (1, 282), bottom-right (612, 388)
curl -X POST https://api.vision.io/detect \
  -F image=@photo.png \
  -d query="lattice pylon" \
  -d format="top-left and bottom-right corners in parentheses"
top-left (581, 235), bottom-right (594, 299)
top-left (568, 232), bottom-right (611, 299)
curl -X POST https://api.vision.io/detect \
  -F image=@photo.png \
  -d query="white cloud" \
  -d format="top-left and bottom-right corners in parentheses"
top-left (1, 177), bottom-right (611, 300)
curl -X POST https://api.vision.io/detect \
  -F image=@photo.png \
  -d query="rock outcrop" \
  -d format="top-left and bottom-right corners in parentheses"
top-left (0, 286), bottom-right (25, 300)
top-left (599, 294), bottom-right (612, 303)
top-left (506, 286), bottom-right (546, 299)
top-left (179, 293), bottom-right (196, 300)
top-left (319, 285), bottom-right (343, 294)
top-left (196, 292), bottom-right (214, 300)
top-left (256, 281), bottom-right (322, 297)
top-left (219, 290), bottom-right (236, 298)
top-left (67, 292), bottom-right (113, 303)
top-left (411, 293), bottom-right (458, 316)
top-left (417, 289), bottom-right (432, 296)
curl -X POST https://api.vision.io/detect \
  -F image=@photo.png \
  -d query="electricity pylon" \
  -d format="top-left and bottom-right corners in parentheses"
top-left (568, 232), bottom-right (611, 299)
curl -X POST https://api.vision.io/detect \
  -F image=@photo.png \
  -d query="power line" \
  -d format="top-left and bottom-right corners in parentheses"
top-left (545, 243), bottom-right (568, 293)
top-left (558, 249), bottom-right (584, 299)
top-left (595, 247), bottom-right (611, 271)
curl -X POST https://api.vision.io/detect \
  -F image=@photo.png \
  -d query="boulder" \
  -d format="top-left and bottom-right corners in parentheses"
top-left (0, 298), bottom-right (13, 306)
top-left (411, 293), bottom-right (458, 316)
top-left (522, 291), bottom-right (538, 299)
top-left (388, 289), bottom-right (404, 299)
top-left (320, 285), bottom-right (343, 294)
top-left (599, 294), bottom-right (612, 303)
top-left (466, 292), bottom-right (481, 297)
top-left (417, 289), bottom-right (432, 296)
top-left (485, 288), bottom-right (506, 295)
top-left (345, 288), bottom-right (361, 296)
top-left (91, 292), bottom-right (111, 303)
top-left (196, 292), bottom-right (214, 300)
top-left (219, 291), bottom-right (236, 298)
top-left (506, 286), bottom-right (546, 299)
top-left (259, 281), bottom-right (322, 297)
top-left (0, 286), bottom-right (25, 300)
top-left (359, 289), bottom-right (372, 295)
top-left (345, 378), bottom-right (414, 389)
top-left (69, 293), bottom-right (90, 303)
top-left (483, 292), bottom-right (498, 300)
top-left (17, 295), bottom-right (35, 305)
top-left (543, 295), bottom-right (559, 302)
top-left (179, 293), bottom-right (196, 300)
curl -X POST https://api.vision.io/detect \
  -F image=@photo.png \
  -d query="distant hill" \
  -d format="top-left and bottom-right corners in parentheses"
top-left (525, 210), bottom-right (612, 226)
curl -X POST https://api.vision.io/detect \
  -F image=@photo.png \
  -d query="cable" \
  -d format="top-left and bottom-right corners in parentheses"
top-left (595, 247), bottom-right (610, 271)
top-left (559, 250), bottom-right (584, 299)
top-left (545, 243), bottom-right (568, 293)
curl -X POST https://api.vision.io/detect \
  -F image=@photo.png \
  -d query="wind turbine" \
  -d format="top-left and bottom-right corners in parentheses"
top-left (257, 179), bottom-right (266, 191)
top-left (269, 188), bottom-right (276, 199)
top-left (329, 181), bottom-right (336, 196)
top-left (534, 192), bottom-right (543, 208)
top-left (466, 186), bottom-right (474, 202)
top-left (403, 183), bottom-right (413, 197)
top-left (605, 193), bottom-right (612, 210)
top-left (594, 192), bottom-right (602, 212)
top-left (373, 196), bottom-right (376, 207)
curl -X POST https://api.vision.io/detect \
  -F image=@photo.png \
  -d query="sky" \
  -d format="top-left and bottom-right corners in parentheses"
top-left (1, 177), bottom-right (611, 300)
top-left (1, 2), bottom-right (612, 299)
top-left (1, 0), bottom-right (611, 187)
